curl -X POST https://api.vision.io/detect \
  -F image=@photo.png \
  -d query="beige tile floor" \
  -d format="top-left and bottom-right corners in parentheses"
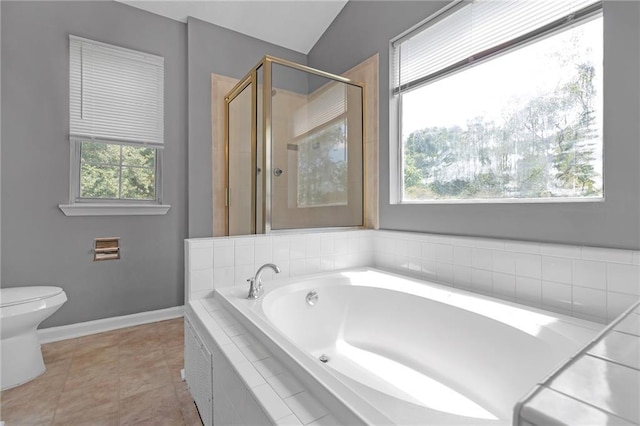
top-left (0, 318), bottom-right (203, 426)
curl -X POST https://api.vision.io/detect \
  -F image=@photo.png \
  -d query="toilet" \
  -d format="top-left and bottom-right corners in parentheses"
top-left (0, 286), bottom-right (67, 390)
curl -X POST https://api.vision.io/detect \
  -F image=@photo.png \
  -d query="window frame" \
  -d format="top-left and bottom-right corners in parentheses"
top-left (70, 138), bottom-right (164, 205)
top-left (60, 36), bottom-right (170, 216)
top-left (390, 0), bottom-right (604, 205)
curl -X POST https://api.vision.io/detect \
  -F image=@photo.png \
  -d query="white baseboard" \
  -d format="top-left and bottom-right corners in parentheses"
top-left (38, 306), bottom-right (184, 343)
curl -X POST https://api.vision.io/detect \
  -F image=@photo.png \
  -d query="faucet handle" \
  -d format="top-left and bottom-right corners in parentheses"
top-left (246, 277), bottom-right (258, 300)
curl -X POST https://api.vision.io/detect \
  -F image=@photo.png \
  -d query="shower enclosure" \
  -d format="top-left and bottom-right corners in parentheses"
top-left (225, 56), bottom-right (364, 235)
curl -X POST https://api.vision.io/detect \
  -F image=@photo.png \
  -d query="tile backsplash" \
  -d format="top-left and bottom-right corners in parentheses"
top-left (372, 231), bottom-right (639, 323)
top-left (185, 231), bottom-right (374, 301)
top-left (186, 229), bottom-right (640, 324)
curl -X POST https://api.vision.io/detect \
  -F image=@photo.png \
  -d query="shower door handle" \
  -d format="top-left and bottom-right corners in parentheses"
top-left (273, 168), bottom-right (283, 177)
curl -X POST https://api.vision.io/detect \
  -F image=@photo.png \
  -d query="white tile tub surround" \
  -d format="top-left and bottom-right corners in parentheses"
top-left (515, 301), bottom-right (640, 426)
top-left (185, 298), bottom-right (345, 426)
top-left (372, 230), bottom-right (640, 323)
top-left (184, 230), bottom-right (639, 425)
top-left (185, 229), bottom-right (639, 322)
top-left (185, 238), bottom-right (215, 301)
top-left (208, 230), bottom-right (373, 290)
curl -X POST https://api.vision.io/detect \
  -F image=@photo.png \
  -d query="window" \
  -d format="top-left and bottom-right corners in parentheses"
top-left (296, 119), bottom-right (348, 207)
top-left (292, 83), bottom-right (348, 208)
top-left (79, 141), bottom-right (156, 200)
top-left (61, 36), bottom-right (168, 215)
top-left (392, 0), bottom-right (603, 203)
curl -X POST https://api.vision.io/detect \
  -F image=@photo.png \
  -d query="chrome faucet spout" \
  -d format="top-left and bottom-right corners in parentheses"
top-left (247, 263), bottom-right (280, 300)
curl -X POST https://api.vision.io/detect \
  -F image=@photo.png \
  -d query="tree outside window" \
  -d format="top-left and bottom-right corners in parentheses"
top-left (401, 15), bottom-right (603, 202)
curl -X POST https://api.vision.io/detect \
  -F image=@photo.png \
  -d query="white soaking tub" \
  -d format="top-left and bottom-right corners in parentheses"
top-left (216, 267), bottom-right (601, 425)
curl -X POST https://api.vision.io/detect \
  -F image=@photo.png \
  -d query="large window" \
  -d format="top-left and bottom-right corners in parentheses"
top-left (68, 36), bottom-right (164, 205)
top-left (392, 0), bottom-right (603, 203)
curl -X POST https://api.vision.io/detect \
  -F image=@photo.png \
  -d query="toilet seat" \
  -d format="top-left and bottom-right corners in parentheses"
top-left (0, 286), bottom-right (64, 308)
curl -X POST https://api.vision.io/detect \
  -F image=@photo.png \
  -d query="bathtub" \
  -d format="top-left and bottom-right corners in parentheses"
top-left (216, 267), bottom-right (601, 425)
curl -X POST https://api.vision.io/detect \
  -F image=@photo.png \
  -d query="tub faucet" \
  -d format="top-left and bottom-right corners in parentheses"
top-left (247, 263), bottom-right (280, 300)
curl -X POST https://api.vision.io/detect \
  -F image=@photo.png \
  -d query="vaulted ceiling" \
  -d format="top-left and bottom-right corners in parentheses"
top-left (115, 0), bottom-right (349, 53)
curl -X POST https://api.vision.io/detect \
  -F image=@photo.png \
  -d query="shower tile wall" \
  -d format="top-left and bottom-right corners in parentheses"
top-left (211, 74), bottom-right (240, 236)
top-left (227, 85), bottom-right (254, 236)
top-left (343, 54), bottom-right (379, 230)
top-left (186, 229), bottom-right (639, 323)
top-left (185, 238), bottom-right (216, 301)
top-left (271, 90), bottom-right (306, 228)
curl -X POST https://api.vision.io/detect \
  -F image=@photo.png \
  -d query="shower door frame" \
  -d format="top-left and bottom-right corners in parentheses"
top-left (224, 71), bottom-right (258, 235)
top-left (224, 55), bottom-right (366, 235)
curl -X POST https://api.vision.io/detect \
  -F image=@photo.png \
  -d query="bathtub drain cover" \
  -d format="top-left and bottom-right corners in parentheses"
top-left (319, 354), bottom-right (329, 363)
top-left (306, 291), bottom-right (319, 306)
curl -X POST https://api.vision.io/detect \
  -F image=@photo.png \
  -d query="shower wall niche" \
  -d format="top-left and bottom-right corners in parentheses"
top-left (224, 56), bottom-right (365, 235)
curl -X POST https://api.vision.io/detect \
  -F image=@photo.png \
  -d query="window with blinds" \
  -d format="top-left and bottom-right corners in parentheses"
top-left (292, 82), bottom-right (349, 208)
top-left (69, 36), bottom-right (164, 203)
top-left (293, 83), bottom-right (346, 137)
top-left (392, 0), bottom-right (604, 203)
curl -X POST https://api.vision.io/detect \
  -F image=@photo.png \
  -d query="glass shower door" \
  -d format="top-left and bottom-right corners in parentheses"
top-left (223, 56), bottom-right (365, 236)
top-left (227, 81), bottom-right (255, 236)
top-left (269, 62), bottom-right (364, 230)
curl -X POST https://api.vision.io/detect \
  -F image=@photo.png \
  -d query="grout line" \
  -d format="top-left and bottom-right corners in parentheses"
top-left (545, 386), bottom-right (636, 423)
top-left (586, 352), bottom-right (640, 372)
top-left (611, 328), bottom-right (640, 339)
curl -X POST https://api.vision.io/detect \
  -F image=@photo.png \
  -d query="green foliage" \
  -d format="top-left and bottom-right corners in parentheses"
top-left (80, 142), bottom-right (120, 164)
top-left (429, 179), bottom-right (471, 197)
top-left (121, 167), bottom-right (155, 199)
top-left (297, 120), bottom-right (348, 207)
top-left (403, 155), bottom-right (423, 189)
top-left (79, 141), bottom-right (156, 200)
top-left (123, 146), bottom-right (155, 168)
top-left (80, 164), bottom-right (119, 198)
top-left (552, 64), bottom-right (598, 194)
top-left (403, 45), bottom-right (601, 201)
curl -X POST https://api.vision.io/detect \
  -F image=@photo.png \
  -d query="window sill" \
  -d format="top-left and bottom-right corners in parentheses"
top-left (59, 203), bottom-right (171, 216)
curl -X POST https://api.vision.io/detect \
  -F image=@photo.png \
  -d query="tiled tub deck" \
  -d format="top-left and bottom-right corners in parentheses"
top-left (184, 229), bottom-right (640, 425)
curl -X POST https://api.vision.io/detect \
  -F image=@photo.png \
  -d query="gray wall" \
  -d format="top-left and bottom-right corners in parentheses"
top-left (308, 1), bottom-right (640, 250)
top-left (3, 0), bottom-right (637, 328)
top-left (0, 1), bottom-right (189, 327)
top-left (0, 1), bottom-right (308, 327)
top-left (0, 2), bottom-right (3, 289)
top-left (186, 17), bottom-right (306, 238)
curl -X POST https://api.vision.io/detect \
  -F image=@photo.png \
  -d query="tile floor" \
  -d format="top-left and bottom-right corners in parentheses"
top-left (0, 318), bottom-right (203, 426)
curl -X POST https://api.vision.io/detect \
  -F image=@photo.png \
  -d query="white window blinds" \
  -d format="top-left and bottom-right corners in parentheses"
top-left (294, 83), bottom-right (346, 137)
top-left (69, 36), bottom-right (164, 147)
top-left (392, 0), bottom-right (602, 91)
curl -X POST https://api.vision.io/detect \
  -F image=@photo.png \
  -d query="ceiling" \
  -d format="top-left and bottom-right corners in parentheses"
top-left (115, 0), bottom-right (349, 54)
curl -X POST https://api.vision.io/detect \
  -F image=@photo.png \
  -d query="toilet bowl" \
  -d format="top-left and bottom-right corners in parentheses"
top-left (0, 286), bottom-right (67, 390)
